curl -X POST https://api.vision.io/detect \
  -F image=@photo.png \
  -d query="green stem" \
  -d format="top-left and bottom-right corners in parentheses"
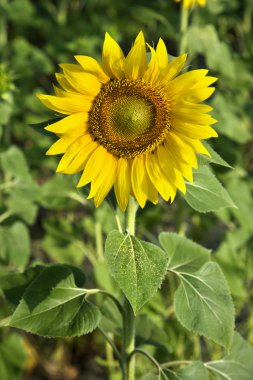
top-left (126, 196), bottom-right (138, 236)
top-left (123, 298), bottom-right (136, 380)
top-left (122, 196), bottom-right (138, 380)
top-left (179, 5), bottom-right (189, 55)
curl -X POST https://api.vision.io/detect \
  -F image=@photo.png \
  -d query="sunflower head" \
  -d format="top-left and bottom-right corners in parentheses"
top-left (38, 31), bottom-right (217, 211)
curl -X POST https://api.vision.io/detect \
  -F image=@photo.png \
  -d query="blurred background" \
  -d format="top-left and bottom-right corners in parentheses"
top-left (0, 0), bottom-right (253, 379)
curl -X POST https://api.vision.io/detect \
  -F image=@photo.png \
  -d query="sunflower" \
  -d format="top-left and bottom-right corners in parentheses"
top-left (38, 32), bottom-right (217, 211)
top-left (175, 0), bottom-right (206, 8)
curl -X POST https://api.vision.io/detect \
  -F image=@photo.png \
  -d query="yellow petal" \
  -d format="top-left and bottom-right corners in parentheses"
top-left (166, 69), bottom-right (208, 95)
top-left (191, 76), bottom-right (218, 88)
top-left (198, 0), bottom-right (206, 7)
top-left (114, 158), bottom-right (131, 212)
top-left (167, 131), bottom-right (198, 169)
top-left (45, 112), bottom-right (88, 134)
top-left (62, 70), bottom-right (101, 96)
top-left (87, 153), bottom-right (118, 207)
top-left (37, 94), bottom-right (91, 115)
top-left (156, 38), bottom-right (168, 70)
top-left (75, 55), bottom-right (109, 83)
top-left (157, 144), bottom-right (186, 193)
top-left (178, 135), bottom-right (210, 156)
top-left (131, 155), bottom-right (148, 208)
top-left (143, 44), bottom-right (159, 84)
top-left (53, 85), bottom-right (65, 97)
top-left (102, 32), bottom-right (125, 79)
top-left (164, 139), bottom-right (194, 182)
top-left (124, 31), bottom-right (147, 80)
top-left (56, 73), bottom-right (76, 92)
top-left (77, 145), bottom-right (108, 187)
top-left (171, 118), bottom-right (218, 139)
top-left (64, 141), bottom-right (98, 174)
top-left (46, 136), bottom-right (79, 155)
top-left (183, 87), bottom-right (215, 103)
top-left (176, 101), bottom-right (213, 114)
top-left (146, 173), bottom-right (159, 204)
top-left (59, 63), bottom-right (83, 73)
top-left (160, 54), bottom-right (187, 85)
top-left (146, 152), bottom-right (176, 202)
top-left (172, 112), bottom-right (217, 126)
top-left (56, 134), bottom-right (93, 172)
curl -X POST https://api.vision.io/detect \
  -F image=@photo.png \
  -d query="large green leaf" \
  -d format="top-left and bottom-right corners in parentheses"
top-left (105, 231), bottom-right (169, 313)
top-left (159, 232), bottom-right (210, 273)
top-left (9, 265), bottom-right (100, 337)
top-left (206, 332), bottom-right (253, 380)
top-left (173, 262), bottom-right (234, 349)
top-left (185, 164), bottom-right (236, 213)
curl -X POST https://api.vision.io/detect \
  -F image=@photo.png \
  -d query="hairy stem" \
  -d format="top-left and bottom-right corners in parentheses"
top-left (122, 196), bottom-right (138, 380)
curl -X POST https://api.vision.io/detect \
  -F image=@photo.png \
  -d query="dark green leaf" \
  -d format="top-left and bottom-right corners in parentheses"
top-left (9, 265), bottom-right (100, 337)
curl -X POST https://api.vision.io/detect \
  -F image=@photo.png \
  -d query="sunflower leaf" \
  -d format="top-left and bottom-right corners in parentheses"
top-left (159, 232), bottom-right (211, 273)
top-left (9, 265), bottom-right (100, 337)
top-left (185, 164), bottom-right (236, 213)
top-left (105, 230), bottom-right (169, 314)
top-left (172, 261), bottom-right (235, 349)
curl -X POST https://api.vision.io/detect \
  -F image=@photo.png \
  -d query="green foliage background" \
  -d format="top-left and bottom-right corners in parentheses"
top-left (0, 0), bottom-right (253, 379)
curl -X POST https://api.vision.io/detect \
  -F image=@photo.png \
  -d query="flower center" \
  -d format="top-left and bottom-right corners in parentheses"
top-left (88, 79), bottom-right (171, 158)
top-left (110, 95), bottom-right (154, 139)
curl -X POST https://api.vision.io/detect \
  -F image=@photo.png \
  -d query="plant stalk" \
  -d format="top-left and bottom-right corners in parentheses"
top-left (122, 196), bottom-right (138, 380)
top-left (179, 5), bottom-right (189, 55)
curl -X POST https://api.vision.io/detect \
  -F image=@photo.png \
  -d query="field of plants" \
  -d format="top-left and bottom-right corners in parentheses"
top-left (0, 0), bottom-right (253, 379)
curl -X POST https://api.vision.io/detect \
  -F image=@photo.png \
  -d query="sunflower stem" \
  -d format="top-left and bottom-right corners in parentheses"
top-left (126, 196), bottom-right (138, 236)
top-left (122, 197), bottom-right (138, 380)
top-left (179, 5), bottom-right (189, 55)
